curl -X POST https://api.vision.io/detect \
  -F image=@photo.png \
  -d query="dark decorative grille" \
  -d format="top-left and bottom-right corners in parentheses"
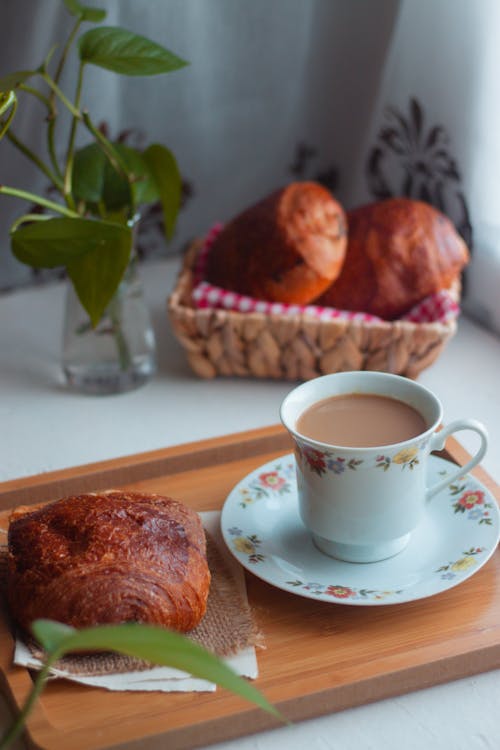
top-left (289, 141), bottom-right (340, 194)
top-left (366, 97), bottom-right (472, 249)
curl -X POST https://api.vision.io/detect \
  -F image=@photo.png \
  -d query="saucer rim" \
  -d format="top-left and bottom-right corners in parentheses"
top-left (220, 453), bottom-right (500, 606)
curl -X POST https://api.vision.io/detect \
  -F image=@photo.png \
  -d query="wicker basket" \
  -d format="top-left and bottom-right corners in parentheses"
top-left (168, 242), bottom-right (458, 381)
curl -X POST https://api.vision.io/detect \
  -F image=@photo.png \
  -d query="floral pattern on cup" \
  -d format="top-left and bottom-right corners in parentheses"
top-left (227, 527), bottom-right (265, 563)
top-left (286, 579), bottom-right (402, 602)
top-left (295, 445), bottom-right (363, 477)
top-left (238, 462), bottom-right (294, 507)
top-left (375, 446), bottom-right (420, 471)
top-left (449, 483), bottom-right (495, 525)
top-left (436, 547), bottom-right (485, 579)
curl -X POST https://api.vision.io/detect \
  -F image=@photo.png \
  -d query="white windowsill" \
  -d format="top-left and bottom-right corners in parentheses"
top-left (0, 256), bottom-right (498, 485)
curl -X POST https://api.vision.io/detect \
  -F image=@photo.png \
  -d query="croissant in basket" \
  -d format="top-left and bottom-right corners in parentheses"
top-left (6, 490), bottom-right (211, 634)
top-left (316, 197), bottom-right (470, 320)
top-left (205, 181), bottom-right (347, 305)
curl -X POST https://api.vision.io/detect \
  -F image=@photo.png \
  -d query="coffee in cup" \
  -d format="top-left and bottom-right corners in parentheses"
top-left (296, 392), bottom-right (427, 447)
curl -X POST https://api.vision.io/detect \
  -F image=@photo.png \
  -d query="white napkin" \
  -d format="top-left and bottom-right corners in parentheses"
top-left (13, 511), bottom-right (258, 692)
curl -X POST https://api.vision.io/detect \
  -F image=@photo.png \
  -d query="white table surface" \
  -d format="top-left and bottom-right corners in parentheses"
top-left (1, 256), bottom-right (499, 750)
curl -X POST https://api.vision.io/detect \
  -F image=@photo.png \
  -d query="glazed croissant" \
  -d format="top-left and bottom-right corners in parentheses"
top-left (317, 197), bottom-right (469, 319)
top-left (6, 490), bottom-right (211, 634)
top-left (205, 181), bottom-right (347, 304)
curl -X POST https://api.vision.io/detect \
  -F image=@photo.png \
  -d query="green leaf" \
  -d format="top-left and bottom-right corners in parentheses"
top-left (11, 217), bottom-right (132, 326)
top-left (73, 142), bottom-right (159, 211)
top-left (32, 621), bottom-right (75, 652)
top-left (66, 232), bottom-right (131, 327)
top-left (115, 145), bottom-right (159, 206)
top-left (10, 216), bottom-right (128, 266)
top-left (0, 70), bottom-right (36, 91)
top-left (142, 144), bottom-right (181, 238)
top-left (78, 26), bottom-right (188, 76)
top-left (100, 150), bottom-right (133, 211)
top-left (102, 143), bottom-right (155, 209)
top-left (72, 143), bottom-right (107, 203)
top-left (32, 620), bottom-right (283, 721)
top-left (63, 0), bottom-right (106, 22)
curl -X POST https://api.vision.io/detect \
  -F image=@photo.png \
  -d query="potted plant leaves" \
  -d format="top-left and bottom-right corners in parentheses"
top-left (0, 0), bottom-right (185, 394)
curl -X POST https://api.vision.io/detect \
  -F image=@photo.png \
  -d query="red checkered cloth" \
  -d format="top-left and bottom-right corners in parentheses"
top-left (191, 224), bottom-right (460, 325)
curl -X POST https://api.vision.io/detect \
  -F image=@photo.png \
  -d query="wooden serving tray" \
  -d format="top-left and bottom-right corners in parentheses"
top-left (0, 425), bottom-right (498, 750)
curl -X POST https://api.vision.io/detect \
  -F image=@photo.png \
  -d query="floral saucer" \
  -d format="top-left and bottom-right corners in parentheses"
top-left (220, 453), bottom-right (499, 605)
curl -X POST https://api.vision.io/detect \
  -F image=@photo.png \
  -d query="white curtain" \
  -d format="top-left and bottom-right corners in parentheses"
top-left (0, 0), bottom-right (499, 336)
top-left (349, 0), bottom-right (500, 334)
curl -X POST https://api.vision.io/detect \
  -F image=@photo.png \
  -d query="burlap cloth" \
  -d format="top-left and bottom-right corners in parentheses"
top-left (0, 515), bottom-right (261, 679)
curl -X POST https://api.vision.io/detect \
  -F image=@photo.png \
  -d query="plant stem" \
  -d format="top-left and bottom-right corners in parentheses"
top-left (63, 61), bottom-right (85, 205)
top-left (38, 71), bottom-right (80, 119)
top-left (109, 293), bottom-right (133, 371)
top-left (0, 91), bottom-right (16, 119)
top-left (47, 17), bottom-right (83, 181)
top-left (46, 115), bottom-right (63, 183)
top-left (4, 130), bottom-right (64, 191)
top-left (10, 214), bottom-right (52, 232)
top-left (0, 185), bottom-right (80, 218)
top-left (0, 655), bottom-right (56, 749)
top-left (18, 84), bottom-right (51, 109)
top-left (0, 93), bottom-right (16, 141)
top-left (55, 19), bottom-right (82, 84)
top-left (82, 112), bottom-right (132, 184)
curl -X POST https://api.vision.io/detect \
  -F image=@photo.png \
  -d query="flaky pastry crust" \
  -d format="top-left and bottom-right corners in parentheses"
top-left (7, 490), bottom-right (210, 634)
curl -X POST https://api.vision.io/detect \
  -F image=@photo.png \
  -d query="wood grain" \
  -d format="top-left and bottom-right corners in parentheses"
top-left (0, 425), bottom-right (498, 750)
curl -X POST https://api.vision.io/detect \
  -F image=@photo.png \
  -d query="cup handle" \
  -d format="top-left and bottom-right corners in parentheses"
top-left (426, 419), bottom-right (489, 501)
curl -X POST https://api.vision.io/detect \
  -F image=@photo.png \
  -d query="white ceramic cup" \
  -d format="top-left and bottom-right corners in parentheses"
top-left (280, 371), bottom-right (488, 563)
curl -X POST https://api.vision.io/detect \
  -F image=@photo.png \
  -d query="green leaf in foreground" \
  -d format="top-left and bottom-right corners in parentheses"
top-left (11, 217), bottom-right (132, 326)
top-left (78, 26), bottom-right (188, 76)
top-left (32, 620), bottom-right (74, 652)
top-left (33, 620), bottom-right (283, 720)
top-left (0, 621), bottom-right (285, 749)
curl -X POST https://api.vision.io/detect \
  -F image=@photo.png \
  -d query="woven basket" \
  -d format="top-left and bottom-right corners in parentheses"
top-left (168, 241), bottom-right (458, 381)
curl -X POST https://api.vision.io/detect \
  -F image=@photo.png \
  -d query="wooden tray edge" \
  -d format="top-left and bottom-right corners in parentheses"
top-left (15, 639), bottom-right (500, 750)
top-left (0, 425), bottom-right (293, 508)
top-left (0, 425), bottom-right (497, 509)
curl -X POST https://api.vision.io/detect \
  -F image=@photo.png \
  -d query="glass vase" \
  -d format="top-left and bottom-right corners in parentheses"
top-left (62, 254), bottom-right (156, 395)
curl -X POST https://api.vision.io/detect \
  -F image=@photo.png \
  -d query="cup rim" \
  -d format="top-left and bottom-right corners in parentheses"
top-left (279, 371), bottom-right (443, 453)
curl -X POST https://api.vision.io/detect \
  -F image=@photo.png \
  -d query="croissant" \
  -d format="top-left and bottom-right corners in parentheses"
top-left (205, 181), bottom-right (347, 304)
top-left (6, 490), bottom-right (210, 634)
top-left (316, 198), bottom-right (469, 319)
